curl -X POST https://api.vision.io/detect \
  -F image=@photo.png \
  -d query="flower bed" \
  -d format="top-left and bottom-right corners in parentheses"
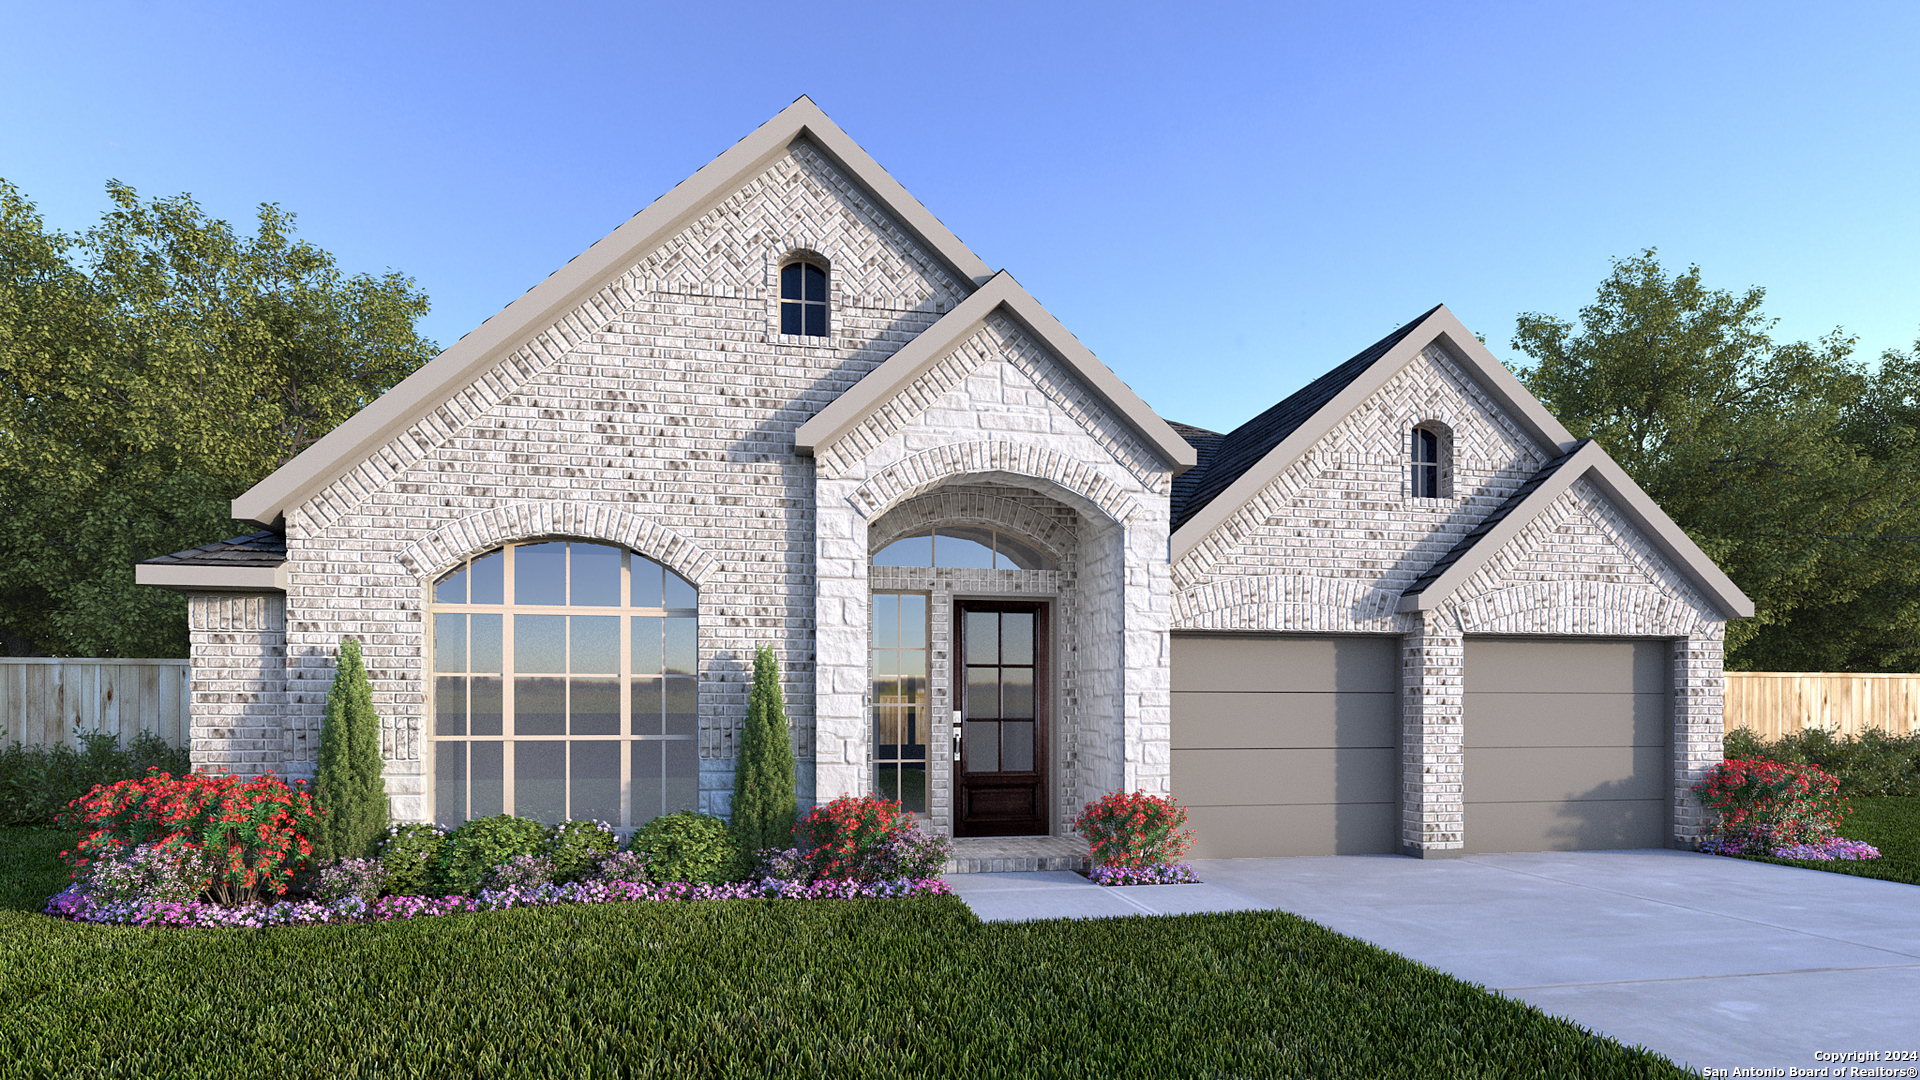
top-left (1698, 836), bottom-right (1882, 861)
top-left (1086, 863), bottom-right (1201, 886)
top-left (1071, 791), bottom-right (1203, 886)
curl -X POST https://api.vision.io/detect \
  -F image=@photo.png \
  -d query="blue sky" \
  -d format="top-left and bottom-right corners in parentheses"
top-left (4, 1), bottom-right (1915, 433)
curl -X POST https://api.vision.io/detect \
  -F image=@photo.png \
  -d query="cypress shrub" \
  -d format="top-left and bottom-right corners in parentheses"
top-left (313, 638), bottom-right (389, 863)
top-left (730, 644), bottom-right (797, 852)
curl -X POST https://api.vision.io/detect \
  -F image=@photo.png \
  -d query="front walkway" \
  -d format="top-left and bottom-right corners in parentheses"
top-left (943, 849), bottom-right (1920, 1074)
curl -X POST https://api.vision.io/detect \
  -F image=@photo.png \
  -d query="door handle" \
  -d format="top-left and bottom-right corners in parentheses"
top-left (951, 710), bottom-right (963, 756)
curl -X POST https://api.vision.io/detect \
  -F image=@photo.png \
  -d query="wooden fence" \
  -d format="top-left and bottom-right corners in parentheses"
top-left (1725, 672), bottom-right (1920, 740)
top-left (0, 658), bottom-right (190, 750)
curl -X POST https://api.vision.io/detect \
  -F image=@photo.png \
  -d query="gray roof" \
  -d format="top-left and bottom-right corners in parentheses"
top-left (1400, 442), bottom-right (1588, 601)
top-left (142, 531), bottom-right (288, 569)
top-left (1170, 307), bottom-right (1440, 531)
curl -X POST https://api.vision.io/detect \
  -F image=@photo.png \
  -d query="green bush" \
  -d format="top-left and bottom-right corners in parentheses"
top-left (543, 819), bottom-right (618, 883)
top-left (731, 644), bottom-right (797, 852)
top-left (435, 815), bottom-right (546, 895)
top-left (313, 637), bottom-right (390, 861)
top-left (377, 823), bottom-right (449, 896)
top-left (1724, 726), bottom-right (1920, 797)
top-left (0, 728), bottom-right (191, 826)
top-left (628, 811), bottom-right (744, 884)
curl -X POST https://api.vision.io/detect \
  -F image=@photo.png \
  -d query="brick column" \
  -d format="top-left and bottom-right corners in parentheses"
top-left (1401, 613), bottom-right (1464, 856)
top-left (1671, 633), bottom-right (1726, 847)
top-left (187, 593), bottom-right (288, 779)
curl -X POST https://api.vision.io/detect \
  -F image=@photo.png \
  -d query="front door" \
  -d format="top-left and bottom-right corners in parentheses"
top-left (955, 601), bottom-right (1048, 836)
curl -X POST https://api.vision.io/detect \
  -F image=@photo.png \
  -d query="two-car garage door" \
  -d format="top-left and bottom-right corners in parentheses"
top-left (1171, 634), bottom-right (1671, 858)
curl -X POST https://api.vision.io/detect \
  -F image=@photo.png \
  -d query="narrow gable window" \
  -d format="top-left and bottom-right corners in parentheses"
top-left (1411, 427), bottom-right (1440, 499)
top-left (780, 259), bottom-right (829, 337)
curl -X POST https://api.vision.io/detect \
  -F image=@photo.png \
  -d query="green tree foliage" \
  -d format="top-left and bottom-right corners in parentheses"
top-left (1512, 249), bottom-right (1920, 671)
top-left (730, 645), bottom-right (797, 851)
top-left (313, 638), bottom-right (389, 863)
top-left (0, 180), bottom-right (435, 657)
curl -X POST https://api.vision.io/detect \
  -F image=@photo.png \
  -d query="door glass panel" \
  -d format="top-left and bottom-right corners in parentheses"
top-left (569, 740), bottom-right (620, 824)
top-left (471, 677), bottom-right (502, 736)
top-left (470, 741), bottom-right (504, 818)
top-left (569, 543), bottom-right (621, 607)
top-left (570, 616), bottom-right (619, 674)
top-left (570, 678), bottom-right (619, 735)
top-left (516, 615), bottom-right (565, 673)
top-left (515, 676), bottom-right (566, 736)
top-left (471, 615), bottom-right (503, 673)
top-left (435, 677), bottom-right (466, 736)
top-left (1002, 613), bottom-right (1034, 665)
top-left (965, 611), bottom-right (998, 665)
top-left (515, 542), bottom-right (566, 606)
top-left (434, 614), bottom-right (466, 672)
top-left (1002, 721), bottom-right (1034, 773)
top-left (515, 741), bottom-right (566, 824)
top-left (965, 721), bottom-right (1000, 773)
top-left (966, 668), bottom-right (999, 718)
top-left (1001, 667), bottom-right (1034, 718)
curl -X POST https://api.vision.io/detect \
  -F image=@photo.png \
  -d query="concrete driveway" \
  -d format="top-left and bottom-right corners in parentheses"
top-left (946, 850), bottom-right (1920, 1074)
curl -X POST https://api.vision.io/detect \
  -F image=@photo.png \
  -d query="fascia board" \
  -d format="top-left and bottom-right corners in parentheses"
top-left (1396, 441), bottom-right (1755, 619)
top-left (232, 96), bottom-right (990, 530)
top-left (1397, 442), bottom-right (1607, 612)
top-left (793, 272), bottom-right (1197, 472)
top-left (1418, 306), bottom-right (1578, 455)
top-left (135, 563), bottom-right (287, 594)
top-left (1169, 307), bottom-right (1449, 562)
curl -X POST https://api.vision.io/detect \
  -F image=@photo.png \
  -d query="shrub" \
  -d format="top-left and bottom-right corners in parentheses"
top-left (484, 853), bottom-right (556, 892)
top-left (60, 769), bottom-right (324, 903)
top-left (311, 857), bottom-right (387, 905)
top-left (0, 728), bottom-right (191, 826)
top-left (78, 841), bottom-right (211, 905)
top-left (629, 811), bottom-right (742, 884)
top-left (588, 849), bottom-right (653, 885)
top-left (1691, 757), bottom-right (1850, 854)
top-left (544, 819), bottom-right (618, 883)
top-left (436, 814), bottom-right (547, 895)
top-left (1072, 791), bottom-right (1195, 868)
top-left (377, 823), bottom-right (449, 896)
top-left (1722, 725), bottom-right (1920, 797)
top-left (792, 794), bottom-right (923, 882)
top-left (731, 644), bottom-right (797, 852)
top-left (313, 638), bottom-right (390, 862)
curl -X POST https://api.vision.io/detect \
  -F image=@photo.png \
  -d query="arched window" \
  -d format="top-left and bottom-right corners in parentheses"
top-left (430, 540), bottom-right (697, 829)
top-left (780, 259), bottom-right (829, 337)
top-left (872, 527), bottom-right (1053, 571)
top-left (1411, 426), bottom-right (1442, 499)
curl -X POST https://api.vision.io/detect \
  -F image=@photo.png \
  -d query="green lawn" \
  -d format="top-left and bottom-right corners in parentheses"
top-left (0, 827), bottom-right (1687, 1079)
top-left (1726, 795), bottom-right (1920, 885)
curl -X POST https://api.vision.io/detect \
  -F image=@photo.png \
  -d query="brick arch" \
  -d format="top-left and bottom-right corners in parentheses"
top-left (849, 441), bottom-right (1140, 527)
top-left (868, 487), bottom-right (1080, 564)
top-left (1444, 580), bottom-right (1712, 638)
top-left (1173, 574), bottom-right (1408, 633)
top-left (396, 501), bottom-right (717, 586)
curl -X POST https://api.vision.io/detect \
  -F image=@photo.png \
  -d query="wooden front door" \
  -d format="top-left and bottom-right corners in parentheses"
top-left (955, 601), bottom-right (1048, 837)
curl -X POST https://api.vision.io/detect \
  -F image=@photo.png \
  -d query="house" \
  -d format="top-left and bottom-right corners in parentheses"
top-left (135, 97), bottom-right (1752, 859)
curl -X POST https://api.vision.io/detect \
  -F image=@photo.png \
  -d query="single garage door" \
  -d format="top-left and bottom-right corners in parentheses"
top-left (1464, 639), bottom-right (1669, 853)
top-left (1171, 634), bottom-right (1398, 858)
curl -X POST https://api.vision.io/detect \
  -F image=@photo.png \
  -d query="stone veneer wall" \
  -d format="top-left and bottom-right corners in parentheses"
top-left (186, 594), bottom-right (287, 778)
top-left (196, 139), bottom-right (973, 823)
top-left (1171, 340), bottom-right (1731, 853)
top-left (812, 318), bottom-right (1177, 823)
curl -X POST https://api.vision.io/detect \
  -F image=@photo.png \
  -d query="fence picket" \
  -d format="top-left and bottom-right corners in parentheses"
top-left (0, 658), bottom-right (193, 749)
top-left (1724, 672), bottom-right (1920, 740)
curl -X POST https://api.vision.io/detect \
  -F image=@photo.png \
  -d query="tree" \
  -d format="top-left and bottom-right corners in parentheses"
top-left (0, 179), bottom-right (436, 656)
top-left (1511, 249), bottom-right (1920, 671)
top-left (731, 645), bottom-right (797, 851)
top-left (313, 637), bottom-right (389, 863)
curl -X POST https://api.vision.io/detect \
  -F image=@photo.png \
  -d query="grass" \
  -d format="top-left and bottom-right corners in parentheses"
top-left (1724, 795), bottom-right (1920, 886)
top-left (0, 827), bottom-right (1688, 1079)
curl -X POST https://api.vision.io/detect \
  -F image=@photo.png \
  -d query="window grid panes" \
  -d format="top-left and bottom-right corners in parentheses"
top-left (962, 610), bottom-right (1037, 775)
top-left (779, 260), bottom-right (828, 337)
top-left (872, 592), bottom-right (929, 814)
top-left (872, 527), bottom-right (1052, 571)
top-left (1412, 428), bottom-right (1440, 498)
top-left (432, 541), bottom-right (697, 829)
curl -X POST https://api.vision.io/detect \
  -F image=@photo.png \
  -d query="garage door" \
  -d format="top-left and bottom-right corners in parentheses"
top-left (1171, 635), bottom-right (1399, 858)
top-left (1464, 639), bottom-right (1669, 853)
